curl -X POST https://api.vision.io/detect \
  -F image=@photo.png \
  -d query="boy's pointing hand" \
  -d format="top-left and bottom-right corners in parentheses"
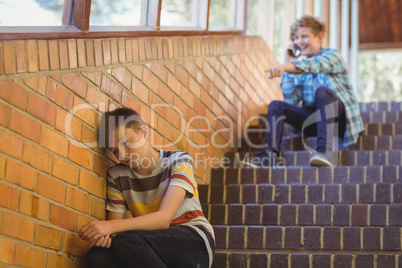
top-left (265, 66), bottom-right (283, 79)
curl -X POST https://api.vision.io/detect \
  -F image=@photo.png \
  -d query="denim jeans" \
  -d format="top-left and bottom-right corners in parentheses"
top-left (86, 226), bottom-right (209, 268)
top-left (264, 87), bottom-right (346, 154)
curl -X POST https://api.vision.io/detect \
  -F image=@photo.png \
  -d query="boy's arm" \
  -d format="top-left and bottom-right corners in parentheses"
top-left (79, 185), bottom-right (186, 243)
top-left (266, 63), bottom-right (303, 79)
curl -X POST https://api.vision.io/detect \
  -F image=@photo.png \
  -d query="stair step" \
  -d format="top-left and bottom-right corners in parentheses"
top-left (203, 203), bottom-right (402, 226)
top-left (212, 225), bottom-right (401, 251)
top-left (200, 183), bottom-right (402, 205)
top-left (359, 102), bottom-right (402, 112)
top-left (207, 165), bottom-right (400, 185)
top-left (223, 150), bottom-right (402, 167)
top-left (212, 252), bottom-right (400, 268)
top-left (239, 134), bottom-right (402, 152)
top-left (246, 122), bottom-right (402, 140)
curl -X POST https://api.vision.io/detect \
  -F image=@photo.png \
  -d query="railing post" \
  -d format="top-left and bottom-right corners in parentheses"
top-left (329, 0), bottom-right (338, 49)
top-left (350, 0), bottom-right (360, 99)
top-left (341, 0), bottom-right (350, 65)
top-left (314, 0), bottom-right (322, 19)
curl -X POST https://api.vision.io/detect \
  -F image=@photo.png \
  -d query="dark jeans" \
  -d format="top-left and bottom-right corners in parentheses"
top-left (86, 226), bottom-right (209, 268)
top-left (264, 87), bottom-right (346, 155)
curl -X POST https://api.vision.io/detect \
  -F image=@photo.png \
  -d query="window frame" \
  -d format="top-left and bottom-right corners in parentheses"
top-left (0, 0), bottom-right (247, 40)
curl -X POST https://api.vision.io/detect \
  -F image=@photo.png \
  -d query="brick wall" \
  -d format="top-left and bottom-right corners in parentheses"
top-left (0, 35), bottom-right (281, 266)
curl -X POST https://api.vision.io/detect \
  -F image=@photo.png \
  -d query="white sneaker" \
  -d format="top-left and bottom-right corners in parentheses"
top-left (309, 153), bottom-right (333, 167)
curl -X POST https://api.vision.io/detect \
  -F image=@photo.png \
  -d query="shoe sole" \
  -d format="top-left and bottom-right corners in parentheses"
top-left (309, 157), bottom-right (333, 167)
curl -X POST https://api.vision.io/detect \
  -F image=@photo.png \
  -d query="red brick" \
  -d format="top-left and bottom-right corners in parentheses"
top-left (38, 40), bottom-right (49, 70)
top-left (23, 76), bottom-right (47, 95)
top-left (49, 40), bottom-right (60, 70)
top-left (37, 173), bottom-right (66, 203)
top-left (1, 212), bottom-right (35, 242)
top-left (63, 232), bottom-right (90, 257)
top-left (50, 203), bottom-right (76, 231)
top-left (40, 126), bottom-right (69, 157)
top-left (15, 40), bottom-right (27, 73)
top-left (34, 224), bottom-right (63, 250)
top-left (10, 109), bottom-right (41, 142)
top-left (3, 41), bottom-right (16, 74)
top-left (27, 92), bottom-right (56, 126)
top-left (0, 156), bottom-right (5, 179)
top-left (94, 39), bottom-right (103, 66)
top-left (66, 186), bottom-right (90, 213)
top-left (110, 39), bottom-right (119, 64)
top-left (132, 78), bottom-right (149, 104)
top-left (85, 39), bottom-right (94, 66)
top-left (91, 196), bottom-right (107, 220)
top-left (68, 39), bottom-right (78, 69)
top-left (87, 85), bottom-right (109, 110)
top-left (132, 39), bottom-right (139, 62)
top-left (55, 108), bottom-right (82, 140)
top-left (0, 237), bottom-right (15, 264)
top-left (52, 156), bottom-right (79, 185)
top-left (0, 43), bottom-right (3, 75)
top-left (93, 154), bottom-right (113, 178)
top-left (79, 169), bottom-right (104, 198)
top-left (77, 213), bottom-right (95, 233)
top-left (0, 102), bottom-right (11, 127)
top-left (102, 39), bottom-right (111, 65)
top-left (22, 141), bottom-right (53, 173)
top-left (47, 252), bottom-right (74, 268)
top-left (19, 191), bottom-right (49, 221)
top-left (69, 143), bottom-right (94, 170)
top-left (14, 244), bottom-right (46, 268)
top-left (138, 38), bottom-right (146, 61)
top-left (101, 74), bottom-right (123, 103)
top-left (0, 80), bottom-right (28, 110)
top-left (27, 40), bottom-right (39, 73)
top-left (77, 39), bottom-right (86, 68)
top-left (0, 182), bottom-right (19, 210)
top-left (125, 39), bottom-right (133, 62)
top-left (59, 40), bottom-right (69, 69)
top-left (46, 83), bottom-right (74, 111)
top-left (6, 159), bottom-right (37, 190)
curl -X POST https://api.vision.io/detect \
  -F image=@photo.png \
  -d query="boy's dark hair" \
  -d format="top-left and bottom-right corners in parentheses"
top-left (98, 107), bottom-right (146, 149)
top-left (290, 15), bottom-right (326, 40)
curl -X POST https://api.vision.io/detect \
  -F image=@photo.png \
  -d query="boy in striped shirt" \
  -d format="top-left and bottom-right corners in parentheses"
top-left (79, 107), bottom-right (215, 268)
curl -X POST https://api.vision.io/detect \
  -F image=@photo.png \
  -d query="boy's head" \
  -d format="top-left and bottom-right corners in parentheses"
top-left (290, 15), bottom-right (325, 40)
top-left (98, 107), bottom-right (147, 151)
top-left (290, 15), bottom-right (325, 58)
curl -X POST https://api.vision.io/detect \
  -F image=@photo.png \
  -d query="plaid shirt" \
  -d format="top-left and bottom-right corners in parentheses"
top-left (281, 47), bottom-right (364, 147)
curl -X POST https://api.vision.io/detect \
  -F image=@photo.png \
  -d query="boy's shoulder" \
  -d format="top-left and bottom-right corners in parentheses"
top-left (107, 163), bottom-right (130, 178)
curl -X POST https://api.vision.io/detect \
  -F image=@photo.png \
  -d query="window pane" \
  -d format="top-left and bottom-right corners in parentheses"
top-left (160, 0), bottom-right (199, 27)
top-left (90, 0), bottom-right (143, 26)
top-left (0, 0), bottom-right (64, 26)
top-left (209, 0), bottom-right (237, 29)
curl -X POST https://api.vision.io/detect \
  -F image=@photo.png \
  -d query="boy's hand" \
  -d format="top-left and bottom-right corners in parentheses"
top-left (93, 234), bottom-right (112, 248)
top-left (265, 66), bottom-right (283, 79)
top-left (79, 220), bottom-right (115, 243)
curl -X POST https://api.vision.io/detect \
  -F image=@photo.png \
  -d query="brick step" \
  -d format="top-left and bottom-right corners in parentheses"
top-left (200, 183), bottom-right (402, 205)
top-left (246, 122), bottom-right (402, 140)
top-left (224, 150), bottom-right (402, 167)
top-left (208, 166), bottom-right (400, 185)
top-left (212, 225), bottom-right (401, 251)
top-left (238, 134), bottom-right (402, 152)
top-left (253, 111), bottom-right (402, 130)
top-left (359, 102), bottom-right (402, 112)
top-left (212, 251), bottom-right (400, 268)
top-left (204, 203), bottom-right (402, 227)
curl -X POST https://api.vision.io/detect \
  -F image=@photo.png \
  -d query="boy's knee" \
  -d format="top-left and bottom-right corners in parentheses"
top-left (86, 246), bottom-right (109, 266)
top-left (314, 87), bottom-right (332, 102)
top-left (268, 100), bottom-right (285, 113)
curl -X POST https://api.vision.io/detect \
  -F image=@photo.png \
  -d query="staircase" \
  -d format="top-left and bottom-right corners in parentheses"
top-left (199, 102), bottom-right (402, 268)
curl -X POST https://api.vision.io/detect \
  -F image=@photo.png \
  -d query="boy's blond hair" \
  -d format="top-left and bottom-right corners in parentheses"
top-left (290, 15), bottom-right (326, 40)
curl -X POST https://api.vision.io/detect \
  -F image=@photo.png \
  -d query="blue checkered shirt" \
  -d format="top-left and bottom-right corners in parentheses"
top-left (281, 47), bottom-right (364, 147)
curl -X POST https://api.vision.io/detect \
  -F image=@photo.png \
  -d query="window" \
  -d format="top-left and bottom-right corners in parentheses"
top-left (0, 0), bottom-right (65, 26)
top-left (160, 0), bottom-right (208, 29)
top-left (0, 0), bottom-right (247, 38)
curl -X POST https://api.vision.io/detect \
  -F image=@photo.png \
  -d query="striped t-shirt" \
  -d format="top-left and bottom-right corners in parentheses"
top-left (106, 150), bottom-right (215, 267)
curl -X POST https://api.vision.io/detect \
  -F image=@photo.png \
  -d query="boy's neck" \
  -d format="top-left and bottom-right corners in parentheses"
top-left (134, 149), bottom-right (160, 176)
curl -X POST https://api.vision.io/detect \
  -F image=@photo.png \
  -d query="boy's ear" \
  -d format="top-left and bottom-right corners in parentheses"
top-left (318, 32), bottom-right (324, 43)
top-left (140, 126), bottom-right (148, 138)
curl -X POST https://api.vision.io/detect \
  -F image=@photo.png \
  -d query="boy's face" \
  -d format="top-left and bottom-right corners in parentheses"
top-left (109, 125), bottom-right (148, 167)
top-left (293, 27), bottom-right (323, 58)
